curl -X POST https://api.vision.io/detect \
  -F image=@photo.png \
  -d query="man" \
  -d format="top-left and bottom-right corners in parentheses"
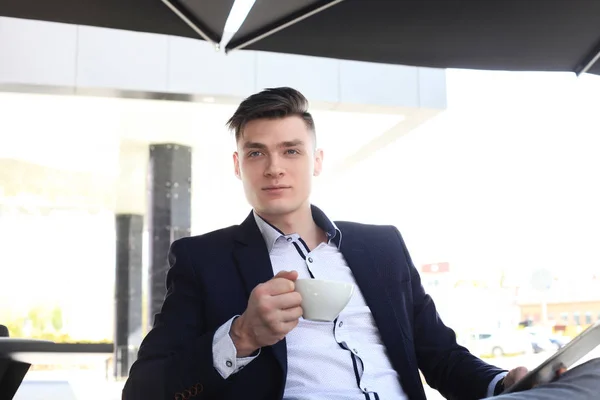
top-left (123, 87), bottom-right (599, 400)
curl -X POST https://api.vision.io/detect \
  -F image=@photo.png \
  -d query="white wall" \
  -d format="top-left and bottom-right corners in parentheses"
top-left (0, 17), bottom-right (446, 111)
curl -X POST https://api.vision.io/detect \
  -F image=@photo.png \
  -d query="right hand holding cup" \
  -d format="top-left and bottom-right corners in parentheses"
top-left (231, 270), bottom-right (303, 356)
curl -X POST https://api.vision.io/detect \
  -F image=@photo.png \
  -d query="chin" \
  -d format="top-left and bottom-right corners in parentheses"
top-left (255, 201), bottom-right (299, 216)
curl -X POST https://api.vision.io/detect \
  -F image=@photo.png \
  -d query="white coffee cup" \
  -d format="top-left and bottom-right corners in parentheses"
top-left (294, 279), bottom-right (354, 322)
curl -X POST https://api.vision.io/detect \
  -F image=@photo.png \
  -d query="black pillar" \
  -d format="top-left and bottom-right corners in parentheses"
top-left (148, 143), bottom-right (192, 326)
top-left (114, 214), bottom-right (144, 378)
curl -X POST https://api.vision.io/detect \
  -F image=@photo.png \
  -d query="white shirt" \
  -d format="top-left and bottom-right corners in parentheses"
top-left (213, 211), bottom-right (407, 400)
top-left (212, 209), bottom-right (504, 398)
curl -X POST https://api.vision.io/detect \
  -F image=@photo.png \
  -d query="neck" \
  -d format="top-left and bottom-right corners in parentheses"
top-left (256, 203), bottom-right (326, 248)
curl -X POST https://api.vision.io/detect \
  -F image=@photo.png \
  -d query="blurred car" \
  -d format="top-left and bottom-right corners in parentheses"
top-left (460, 330), bottom-right (532, 357)
top-left (548, 334), bottom-right (570, 349)
top-left (526, 331), bottom-right (555, 353)
top-left (525, 328), bottom-right (570, 352)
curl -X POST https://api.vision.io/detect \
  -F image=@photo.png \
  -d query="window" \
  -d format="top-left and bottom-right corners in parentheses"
top-left (585, 312), bottom-right (592, 325)
top-left (574, 312), bottom-right (581, 326)
top-left (561, 313), bottom-right (569, 323)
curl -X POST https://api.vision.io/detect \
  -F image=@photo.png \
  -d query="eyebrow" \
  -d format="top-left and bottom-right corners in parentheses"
top-left (243, 140), bottom-right (305, 150)
top-left (243, 141), bottom-right (268, 150)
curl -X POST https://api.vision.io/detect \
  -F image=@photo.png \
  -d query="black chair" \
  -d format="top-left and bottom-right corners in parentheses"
top-left (1, 324), bottom-right (31, 400)
top-left (0, 325), bottom-right (8, 338)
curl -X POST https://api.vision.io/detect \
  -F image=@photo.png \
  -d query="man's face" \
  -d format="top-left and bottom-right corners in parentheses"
top-left (233, 116), bottom-right (323, 217)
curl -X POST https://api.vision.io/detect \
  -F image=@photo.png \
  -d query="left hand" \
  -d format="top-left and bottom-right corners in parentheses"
top-left (503, 364), bottom-right (568, 392)
top-left (503, 366), bottom-right (529, 389)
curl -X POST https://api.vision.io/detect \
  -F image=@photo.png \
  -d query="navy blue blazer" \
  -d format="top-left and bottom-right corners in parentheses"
top-left (123, 211), bottom-right (504, 400)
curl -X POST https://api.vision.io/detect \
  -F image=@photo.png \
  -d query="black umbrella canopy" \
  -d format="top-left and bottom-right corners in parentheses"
top-left (0, 0), bottom-right (234, 44)
top-left (226, 0), bottom-right (600, 75)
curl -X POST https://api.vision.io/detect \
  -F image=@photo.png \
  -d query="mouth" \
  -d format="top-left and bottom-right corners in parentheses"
top-left (262, 186), bottom-right (291, 191)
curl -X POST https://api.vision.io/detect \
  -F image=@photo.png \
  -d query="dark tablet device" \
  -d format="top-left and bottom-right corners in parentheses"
top-left (503, 320), bottom-right (600, 394)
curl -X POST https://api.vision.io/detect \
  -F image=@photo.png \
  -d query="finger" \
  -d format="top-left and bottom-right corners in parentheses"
top-left (272, 292), bottom-right (303, 310)
top-left (554, 363), bottom-right (568, 380)
top-left (266, 318), bottom-right (300, 339)
top-left (274, 270), bottom-right (299, 281)
top-left (504, 366), bottom-right (529, 389)
top-left (263, 277), bottom-right (296, 295)
top-left (278, 319), bottom-right (300, 334)
top-left (512, 366), bottom-right (529, 380)
top-left (279, 306), bottom-right (303, 322)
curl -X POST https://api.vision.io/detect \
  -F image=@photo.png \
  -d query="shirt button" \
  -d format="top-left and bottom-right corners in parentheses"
top-left (338, 321), bottom-right (343, 328)
top-left (353, 349), bottom-right (358, 354)
top-left (364, 387), bottom-right (368, 392)
top-left (226, 360), bottom-right (233, 368)
top-left (286, 237), bottom-right (292, 242)
top-left (307, 257), bottom-right (313, 263)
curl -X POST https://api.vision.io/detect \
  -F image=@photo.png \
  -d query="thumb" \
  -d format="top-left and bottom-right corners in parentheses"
top-left (274, 270), bottom-right (299, 281)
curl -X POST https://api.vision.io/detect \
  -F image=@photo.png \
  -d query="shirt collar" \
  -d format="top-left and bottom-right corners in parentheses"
top-left (253, 205), bottom-right (342, 253)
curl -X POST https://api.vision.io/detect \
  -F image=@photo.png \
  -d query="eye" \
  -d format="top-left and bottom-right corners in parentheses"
top-left (247, 151), bottom-right (262, 158)
top-left (285, 149), bottom-right (300, 155)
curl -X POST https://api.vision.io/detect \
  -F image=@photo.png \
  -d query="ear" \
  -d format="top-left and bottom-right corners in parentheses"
top-left (233, 152), bottom-right (241, 180)
top-left (313, 148), bottom-right (324, 177)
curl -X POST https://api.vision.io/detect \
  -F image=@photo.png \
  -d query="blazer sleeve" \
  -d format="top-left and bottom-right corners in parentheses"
top-left (392, 227), bottom-right (507, 400)
top-left (122, 238), bottom-right (229, 400)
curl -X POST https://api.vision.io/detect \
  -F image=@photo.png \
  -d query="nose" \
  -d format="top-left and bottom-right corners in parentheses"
top-left (264, 155), bottom-right (284, 178)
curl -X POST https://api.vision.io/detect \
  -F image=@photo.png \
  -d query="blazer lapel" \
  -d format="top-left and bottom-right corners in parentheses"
top-left (339, 232), bottom-right (402, 338)
top-left (338, 224), bottom-right (426, 400)
top-left (233, 212), bottom-right (275, 296)
top-left (233, 212), bottom-right (287, 376)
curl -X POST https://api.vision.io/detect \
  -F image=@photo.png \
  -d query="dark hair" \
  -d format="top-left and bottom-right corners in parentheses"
top-left (226, 87), bottom-right (315, 142)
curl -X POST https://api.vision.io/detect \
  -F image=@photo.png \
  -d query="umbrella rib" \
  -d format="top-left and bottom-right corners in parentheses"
top-left (225, 0), bottom-right (346, 52)
top-left (575, 39), bottom-right (600, 76)
top-left (161, 0), bottom-right (221, 44)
